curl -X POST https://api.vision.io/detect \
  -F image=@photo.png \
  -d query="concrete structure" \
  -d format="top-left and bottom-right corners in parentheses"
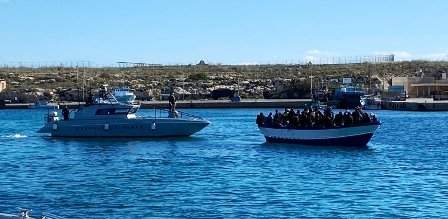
top-left (409, 77), bottom-right (448, 98)
top-left (0, 99), bottom-right (312, 110)
top-left (392, 76), bottom-right (448, 98)
top-left (0, 80), bottom-right (6, 92)
top-left (138, 99), bottom-right (311, 109)
top-left (382, 98), bottom-right (448, 111)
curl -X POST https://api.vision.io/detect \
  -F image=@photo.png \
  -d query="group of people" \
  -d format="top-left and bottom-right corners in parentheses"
top-left (256, 105), bottom-right (378, 129)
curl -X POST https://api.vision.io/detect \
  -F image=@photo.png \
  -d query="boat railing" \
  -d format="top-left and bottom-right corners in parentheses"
top-left (43, 111), bottom-right (60, 123)
top-left (142, 107), bottom-right (205, 120)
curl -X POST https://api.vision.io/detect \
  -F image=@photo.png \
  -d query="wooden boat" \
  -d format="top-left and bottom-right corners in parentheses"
top-left (259, 122), bottom-right (380, 146)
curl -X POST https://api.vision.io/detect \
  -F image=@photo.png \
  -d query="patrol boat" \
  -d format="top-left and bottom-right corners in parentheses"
top-left (38, 94), bottom-right (210, 137)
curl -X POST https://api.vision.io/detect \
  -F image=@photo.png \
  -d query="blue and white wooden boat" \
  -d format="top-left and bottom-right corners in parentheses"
top-left (259, 122), bottom-right (380, 146)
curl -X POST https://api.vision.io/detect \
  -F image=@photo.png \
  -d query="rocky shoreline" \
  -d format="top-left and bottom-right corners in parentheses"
top-left (1, 61), bottom-right (447, 103)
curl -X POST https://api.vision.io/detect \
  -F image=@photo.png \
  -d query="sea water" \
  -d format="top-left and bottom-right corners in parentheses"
top-left (0, 108), bottom-right (447, 218)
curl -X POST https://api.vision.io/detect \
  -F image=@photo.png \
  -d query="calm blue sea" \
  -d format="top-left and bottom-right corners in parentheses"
top-left (0, 108), bottom-right (447, 218)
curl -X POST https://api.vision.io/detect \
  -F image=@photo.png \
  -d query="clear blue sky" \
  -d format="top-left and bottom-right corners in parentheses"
top-left (1, 0), bottom-right (447, 65)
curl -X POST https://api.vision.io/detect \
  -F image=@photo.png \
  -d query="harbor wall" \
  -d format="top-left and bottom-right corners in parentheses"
top-left (140, 99), bottom-right (311, 109)
top-left (0, 99), bottom-right (312, 110)
top-left (382, 99), bottom-right (448, 111)
top-left (4, 99), bottom-right (448, 111)
top-left (0, 103), bottom-right (31, 109)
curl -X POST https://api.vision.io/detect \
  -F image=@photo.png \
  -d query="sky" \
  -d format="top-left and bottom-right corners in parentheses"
top-left (0, 0), bottom-right (447, 66)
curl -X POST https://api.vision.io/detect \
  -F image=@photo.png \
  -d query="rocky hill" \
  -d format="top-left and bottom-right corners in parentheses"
top-left (0, 61), bottom-right (447, 103)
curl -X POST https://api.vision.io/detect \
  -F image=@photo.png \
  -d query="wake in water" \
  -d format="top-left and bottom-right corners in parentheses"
top-left (2, 133), bottom-right (28, 138)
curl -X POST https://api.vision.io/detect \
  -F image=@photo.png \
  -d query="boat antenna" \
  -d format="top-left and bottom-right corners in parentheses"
top-left (76, 64), bottom-right (81, 107)
top-left (82, 63), bottom-right (86, 102)
top-left (237, 76), bottom-right (240, 96)
top-left (308, 61), bottom-right (313, 102)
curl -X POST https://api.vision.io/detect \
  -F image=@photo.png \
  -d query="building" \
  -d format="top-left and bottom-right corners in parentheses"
top-left (0, 80), bottom-right (6, 92)
top-left (392, 75), bottom-right (448, 98)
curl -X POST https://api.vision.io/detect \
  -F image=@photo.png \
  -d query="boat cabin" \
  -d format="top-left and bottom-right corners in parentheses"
top-left (73, 103), bottom-right (139, 120)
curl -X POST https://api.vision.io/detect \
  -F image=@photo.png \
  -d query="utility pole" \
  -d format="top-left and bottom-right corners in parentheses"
top-left (367, 62), bottom-right (371, 94)
top-left (82, 63), bottom-right (86, 102)
top-left (308, 61), bottom-right (313, 101)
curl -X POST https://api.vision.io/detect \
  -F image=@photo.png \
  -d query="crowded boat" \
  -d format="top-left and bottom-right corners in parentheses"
top-left (256, 105), bottom-right (381, 146)
top-left (256, 105), bottom-right (379, 129)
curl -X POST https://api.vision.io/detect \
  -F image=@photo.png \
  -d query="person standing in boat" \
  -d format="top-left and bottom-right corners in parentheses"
top-left (62, 106), bottom-right (69, 120)
top-left (273, 110), bottom-right (280, 127)
top-left (256, 112), bottom-right (265, 127)
top-left (265, 112), bottom-right (273, 127)
top-left (334, 111), bottom-right (343, 127)
top-left (169, 92), bottom-right (176, 111)
top-left (168, 92), bottom-right (179, 118)
top-left (343, 110), bottom-right (353, 126)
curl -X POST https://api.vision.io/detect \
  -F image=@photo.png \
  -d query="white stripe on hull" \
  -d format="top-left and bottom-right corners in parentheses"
top-left (260, 124), bottom-right (379, 140)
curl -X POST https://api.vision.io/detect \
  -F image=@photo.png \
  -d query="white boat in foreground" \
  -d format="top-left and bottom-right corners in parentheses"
top-left (259, 122), bottom-right (380, 146)
top-left (38, 92), bottom-right (210, 137)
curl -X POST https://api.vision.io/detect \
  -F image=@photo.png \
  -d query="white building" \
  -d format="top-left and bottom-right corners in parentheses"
top-left (0, 80), bottom-right (6, 92)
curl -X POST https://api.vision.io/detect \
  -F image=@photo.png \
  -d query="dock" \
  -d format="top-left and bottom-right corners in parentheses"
top-left (140, 99), bottom-right (311, 109)
top-left (382, 98), bottom-right (448, 111)
top-left (0, 103), bottom-right (32, 109)
top-left (4, 98), bottom-right (448, 111)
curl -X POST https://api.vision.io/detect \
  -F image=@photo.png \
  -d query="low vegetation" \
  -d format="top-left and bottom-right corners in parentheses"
top-left (0, 61), bottom-right (447, 102)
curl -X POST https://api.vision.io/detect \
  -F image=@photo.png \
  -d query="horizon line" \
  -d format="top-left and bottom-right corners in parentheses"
top-left (2, 55), bottom-right (448, 68)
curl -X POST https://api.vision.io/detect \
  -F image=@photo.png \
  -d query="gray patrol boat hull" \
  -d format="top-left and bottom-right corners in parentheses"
top-left (38, 103), bottom-right (210, 137)
top-left (42, 118), bottom-right (209, 137)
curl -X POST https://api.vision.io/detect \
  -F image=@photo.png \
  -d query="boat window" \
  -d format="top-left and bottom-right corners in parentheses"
top-left (114, 108), bottom-right (130, 114)
top-left (96, 108), bottom-right (115, 115)
top-left (128, 107), bottom-right (138, 114)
